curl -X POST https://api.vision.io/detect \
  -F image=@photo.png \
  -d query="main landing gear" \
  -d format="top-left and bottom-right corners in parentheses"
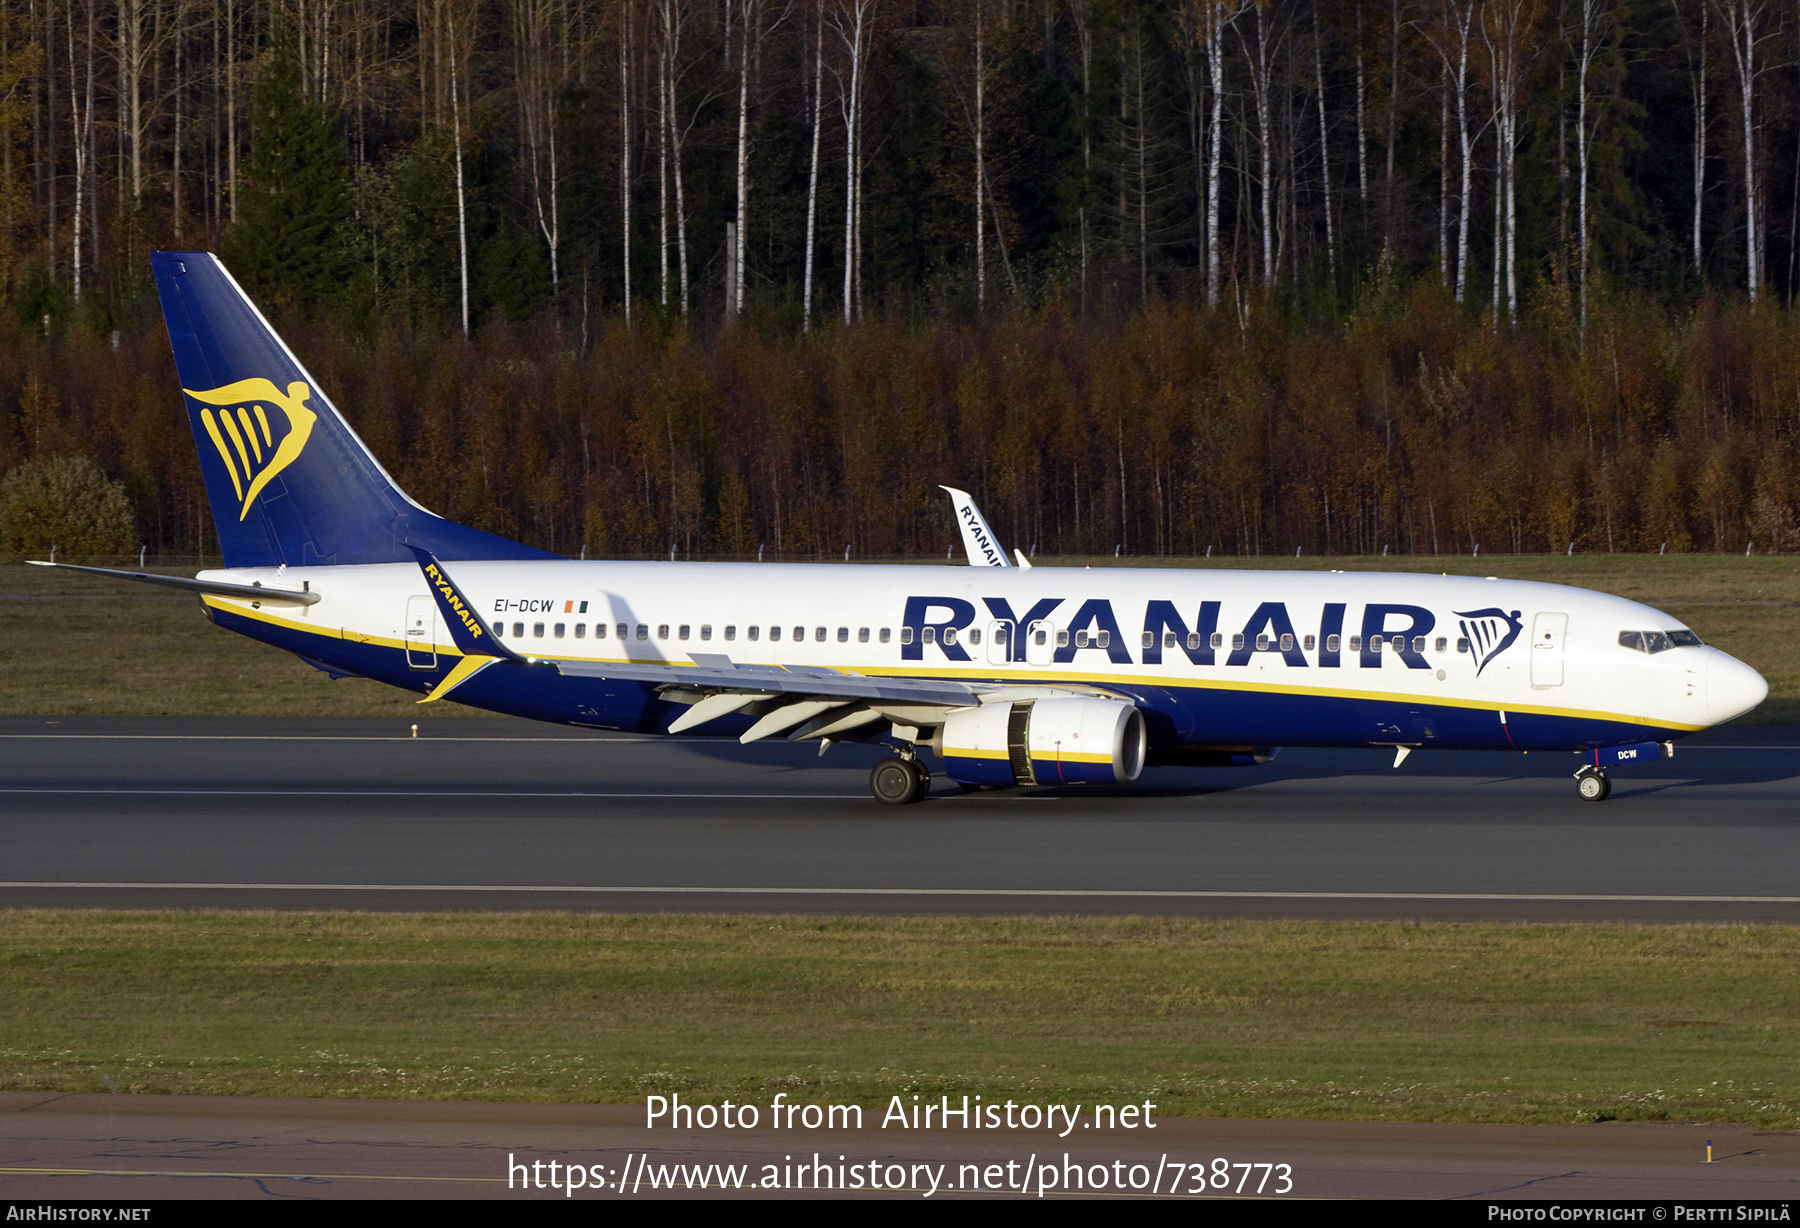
top-left (1575, 766), bottom-right (1612, 802)
top-left (870, 753), bottom-right (930, 805)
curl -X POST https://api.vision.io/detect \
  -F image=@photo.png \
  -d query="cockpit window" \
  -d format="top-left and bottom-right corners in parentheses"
top-left (1619, 630), bottom-right (1702, 654)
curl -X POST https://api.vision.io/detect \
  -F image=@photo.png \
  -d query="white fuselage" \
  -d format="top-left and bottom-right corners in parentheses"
top-left (196, 560), bottom-right (1767, 753)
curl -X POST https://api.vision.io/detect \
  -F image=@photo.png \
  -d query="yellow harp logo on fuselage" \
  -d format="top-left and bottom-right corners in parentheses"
top-left (185, 379), bottom-right (319, 521)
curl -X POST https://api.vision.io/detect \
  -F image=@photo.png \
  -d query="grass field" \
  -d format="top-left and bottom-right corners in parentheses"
top-left (2, 551), bottom-right (1796, 721)
top-left (0, 912), bottom-right (1794, 1126)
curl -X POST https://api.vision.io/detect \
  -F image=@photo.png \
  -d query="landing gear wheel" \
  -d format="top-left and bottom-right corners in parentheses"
top-left (871, 757), bottom-right (925, 805)
top-left (1576, 772), bottom-right (1611, 802)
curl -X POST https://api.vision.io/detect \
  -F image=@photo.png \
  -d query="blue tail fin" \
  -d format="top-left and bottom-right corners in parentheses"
top-left (152, 251), bottom-right (557, 568)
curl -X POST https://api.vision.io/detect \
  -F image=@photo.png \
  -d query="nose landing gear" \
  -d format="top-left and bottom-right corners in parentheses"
top-left (870, 753), bottom-right (930, 805)
top-left (1575, 766), bottom-right (1611, 802)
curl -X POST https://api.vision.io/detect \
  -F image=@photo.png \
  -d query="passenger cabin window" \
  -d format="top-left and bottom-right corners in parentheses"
top-left (746, 626), bottom-right (758, 641)
top-left (1075, 630), bottom-right (1089, 648)
top-left (880, 628), bottom-right (892, 643)
top-left (554, 623), bottom-right (566, 638)
top-left (793, 626), bottom-right (804, 642)
top-left (1210, 633), bottom-right (1224, 650)
top-left (1349, 635), bottom-right (1362, 652)
top-left (1303, 634), bottom-right (1316, 651)
top-left (1434, 636), bottom-right (1446, 652)
top-left (1326, 634), bottom-right (1340, 653)
top-left (899, 627), bottom-right (913, 645)
top-left (858, 627), bottom-right (870, 643)
top-left (1232, 634), bottom-right (1246, 651)
top-left (923, 628), bottom-right (937, 645)
top-left (724, 626), bottom-right (735, 641)
top-left (815, 627), bottom-right (827, 642)
top-left (657, 625), bottom-right (670, 640)
top-left (1056, 630), bottom-right (1070, 647)
top-left (633, 625), bottom-right (646, 640)
top-left (1034, 629), bottom-right (1048, 646)
top-left (1457, 637), bottom-right (1470, 653)
top-left (1187, 632), bottom-right (1202, 651)
top-left (574, 624), bottom-right (586, 639)
top-left (678, 625), bottom-right (690, 641)
top-left (1254, 635), bottom-right (1269, 651)
top-left (533, 623), bottom-right (545, 638)
top-left (617, 624), bottom-right (628, 640)
top-left (969, 628), bottom-right (981, 645)
top-left (594, 623), bottom-right (606, 639)
top-left (514, 622), bottom-right (525, 637)
top-left (769, 626), bottom-right (781, 642)
top-left (700, 625), bottom-right (712, 641)
top-left (838, 627), bottom-right (850, 643)
top-left (1279, 633), bottom-right (1294, 652)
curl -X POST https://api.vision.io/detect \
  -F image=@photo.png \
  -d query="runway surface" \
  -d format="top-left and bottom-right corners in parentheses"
top-left (2, 715), bottom-right (1796, 920)
top-left (2, 1092), bottom-right (1795, 1200)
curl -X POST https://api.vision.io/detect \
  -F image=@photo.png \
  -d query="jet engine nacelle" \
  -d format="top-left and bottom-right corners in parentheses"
top-left (940, 697), bottom-right (1146, 787)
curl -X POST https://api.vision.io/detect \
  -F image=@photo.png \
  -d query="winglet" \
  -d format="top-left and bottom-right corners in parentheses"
top-left (939, 486), bottom-right (1011, 567)
top-left (408, 547), bottom-right (528, 664)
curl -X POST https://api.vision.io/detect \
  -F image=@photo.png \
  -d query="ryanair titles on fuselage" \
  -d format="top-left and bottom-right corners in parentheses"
top-left (899, 594), bottom-right (1524, 670)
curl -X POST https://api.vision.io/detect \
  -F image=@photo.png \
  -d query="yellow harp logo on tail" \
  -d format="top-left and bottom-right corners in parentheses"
top-left (184, 379), bottom-right (319, 520)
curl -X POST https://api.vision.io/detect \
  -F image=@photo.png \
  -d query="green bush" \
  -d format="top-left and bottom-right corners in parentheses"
top-left (0, 455), bottom-right (137, 556)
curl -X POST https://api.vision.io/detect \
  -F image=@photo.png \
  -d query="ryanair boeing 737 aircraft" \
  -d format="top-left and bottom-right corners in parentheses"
top-left (33, 253), bottom-right (1769, 803)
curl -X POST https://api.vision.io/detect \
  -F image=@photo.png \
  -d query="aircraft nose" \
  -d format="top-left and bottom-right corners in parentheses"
top-left (1706, 650), bottom-right (1768, 726)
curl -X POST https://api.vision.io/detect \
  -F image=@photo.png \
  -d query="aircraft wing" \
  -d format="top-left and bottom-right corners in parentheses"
top-left (552, 655), bottom-right (984, 743)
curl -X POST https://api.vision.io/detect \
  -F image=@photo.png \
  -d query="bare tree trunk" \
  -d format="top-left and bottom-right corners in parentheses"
top-left (802, 0), bottom-right (822, 330)
top-left (1315, 2), bottom-right (1335, 283)
top-left (1074, 0), bottom-right (1092, 308)
top-left (227, 0), bottom-right (236, 223)
top-left (1355, 0), bottom-right (1367, 201)
top-left (620, 0), bottom-right (632, 328)
top-left (68, 0), bottom-right (82, 300)
top-left (519, 0), bottom-right (564, 293)
top-left (1714, 0), bottom-right (1767, 303)
top-left (833, 0), bottom-right (871, 324)
top-left (1245, 3), bottom-right (1284, 286)
top-left (974, 0), bottom-right (985, 306)
top-left (449, 4), bottom-right (469, 336)
top-left (656, 5), bottom-right (669, 307)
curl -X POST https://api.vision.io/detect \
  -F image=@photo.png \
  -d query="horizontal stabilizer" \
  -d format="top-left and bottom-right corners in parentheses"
top-left (26, 560), bottom-right (320, 605)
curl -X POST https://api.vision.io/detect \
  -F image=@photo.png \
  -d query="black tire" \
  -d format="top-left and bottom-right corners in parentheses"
top-left (1577, 773), bottom-right (1611, 802)
top-left (871, 757), bottom-right (923, 805)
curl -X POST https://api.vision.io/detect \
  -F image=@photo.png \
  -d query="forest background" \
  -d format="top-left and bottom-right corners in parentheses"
top-left (0, 0), bottom-right (1798, 561)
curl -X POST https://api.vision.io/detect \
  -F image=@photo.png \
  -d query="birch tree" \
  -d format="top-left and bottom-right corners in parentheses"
top-left (516, 0), bottom-right (564, 291)
top-left (1423, 0), bottom-right (1477, 302)
top-left (828, 0), bottom-right (873, 323)
top-left (1709, 0), bottom-right (1777, 302)
top-left (1481, 0), bottom-right (1541, 322)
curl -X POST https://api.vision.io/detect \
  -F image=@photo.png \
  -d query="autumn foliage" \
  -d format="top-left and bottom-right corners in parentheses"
top-left (4, 279), bottom-right (1799, 561)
